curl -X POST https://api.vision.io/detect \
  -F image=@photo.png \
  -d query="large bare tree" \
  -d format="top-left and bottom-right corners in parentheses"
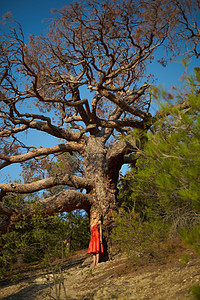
top-left (0, 0), bottom-right (199, 246)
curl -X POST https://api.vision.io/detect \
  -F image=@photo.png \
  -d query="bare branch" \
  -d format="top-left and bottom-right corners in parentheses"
top-left (0, 124), bottom-right (29, 137)
top-left (0, 190), bottom-right (92, 233)
top-left (0, 66), bottom-right (9, 85)
top-left (90, 115), bottom-right (146, 131)
top-left (99, 90), bottom-right (150, 120)
top-left (0, 173), bottom-right (94, 193)
top-left (7, 117), bottom-right (83, 141)
top-left (106, 139), bottom-right (137, 165)
top-left (0, 142), bottom-right (84, 169)
top-left (105, 139), bottom-right (138, 184)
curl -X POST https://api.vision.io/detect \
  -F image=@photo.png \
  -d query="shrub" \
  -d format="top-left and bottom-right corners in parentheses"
top-left (112, 209), bottom-right (170, 258)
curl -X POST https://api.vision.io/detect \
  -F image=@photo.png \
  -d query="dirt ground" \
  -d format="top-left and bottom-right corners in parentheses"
top-left (0, 244), bottom-right (200, 300)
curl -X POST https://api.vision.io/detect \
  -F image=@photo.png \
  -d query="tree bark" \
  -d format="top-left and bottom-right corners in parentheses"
top-left (0, 174), bottom-right (94, 193)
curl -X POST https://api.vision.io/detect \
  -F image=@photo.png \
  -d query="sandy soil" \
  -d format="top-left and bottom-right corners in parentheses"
top-left (0, 245), bottom-right (200, 300)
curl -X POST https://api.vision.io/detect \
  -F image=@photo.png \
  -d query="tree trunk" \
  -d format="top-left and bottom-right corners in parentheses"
top-left (83, 136), bottom-right (118, 259)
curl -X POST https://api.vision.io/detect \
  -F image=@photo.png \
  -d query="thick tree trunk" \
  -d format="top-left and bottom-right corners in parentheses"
top-left (83, 136), bottom-right (118, 259)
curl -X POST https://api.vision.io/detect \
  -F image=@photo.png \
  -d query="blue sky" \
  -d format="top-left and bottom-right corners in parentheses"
top-left (0, 0), bottom-right (71, 34)
top-left (0, 0), bottom-right (198, 182)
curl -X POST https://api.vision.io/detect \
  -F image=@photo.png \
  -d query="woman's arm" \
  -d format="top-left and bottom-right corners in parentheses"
top-left (99, 220), bottom-right (102, 243)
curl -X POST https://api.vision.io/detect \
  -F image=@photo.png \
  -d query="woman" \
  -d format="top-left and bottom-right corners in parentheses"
top-left (88, 211), bottom-right (103, 267)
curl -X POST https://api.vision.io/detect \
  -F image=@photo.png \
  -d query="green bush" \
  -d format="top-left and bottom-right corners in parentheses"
top-left (112, 208), bottom-right (170, 258)
top-left (180, 225), bottom-right (200, 257)
top-left (189, 284), bottom-right (200, 300)
top-left (0, 208), bottom-right (90, 280)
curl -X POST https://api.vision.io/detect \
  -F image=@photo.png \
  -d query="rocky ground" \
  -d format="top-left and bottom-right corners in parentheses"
top-left (0, 244), bottom-right (200, 300)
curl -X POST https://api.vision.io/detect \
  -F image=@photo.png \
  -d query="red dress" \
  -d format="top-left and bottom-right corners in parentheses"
top-left (88, 223), bottom-right (103, 254)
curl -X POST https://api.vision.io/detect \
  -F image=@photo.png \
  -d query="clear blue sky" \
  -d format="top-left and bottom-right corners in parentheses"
top-left (0, 0), bottom-right (198, 182)
top-left (0, 0), bottom-right (72, 35)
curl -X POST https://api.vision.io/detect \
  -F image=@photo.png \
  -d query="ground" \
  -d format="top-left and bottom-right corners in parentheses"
top-left (0, 243), bottom-right (200, 300)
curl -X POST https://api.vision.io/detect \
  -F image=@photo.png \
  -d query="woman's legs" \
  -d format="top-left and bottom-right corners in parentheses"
top-left (92, 253), bottom-right (100, 267)
top-left (93, 254), bottom-right (96, 267)
top-left (96, 253), bottom-right (99, 265)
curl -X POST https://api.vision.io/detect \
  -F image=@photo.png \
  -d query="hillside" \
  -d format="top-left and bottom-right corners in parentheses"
top-left (0, 244), bottom-right (200, 300)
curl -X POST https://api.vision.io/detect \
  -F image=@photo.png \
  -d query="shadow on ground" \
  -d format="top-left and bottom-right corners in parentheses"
top-left (1, 283), bottom-right (50, 300)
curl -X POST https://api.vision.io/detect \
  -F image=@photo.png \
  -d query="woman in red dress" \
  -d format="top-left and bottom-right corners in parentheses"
top-left (88, 211), bottom-right (103, 267)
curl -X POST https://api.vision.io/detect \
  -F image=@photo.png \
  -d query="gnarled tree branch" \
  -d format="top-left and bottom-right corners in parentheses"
top-left (0, 190), bottom-right (92, 233)
top-left (105, 139), bottom-right (138, 183)
top-left (0, 142), bottom-right (84, 170)
top-left (0, 173), bottom-right (94, 193)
